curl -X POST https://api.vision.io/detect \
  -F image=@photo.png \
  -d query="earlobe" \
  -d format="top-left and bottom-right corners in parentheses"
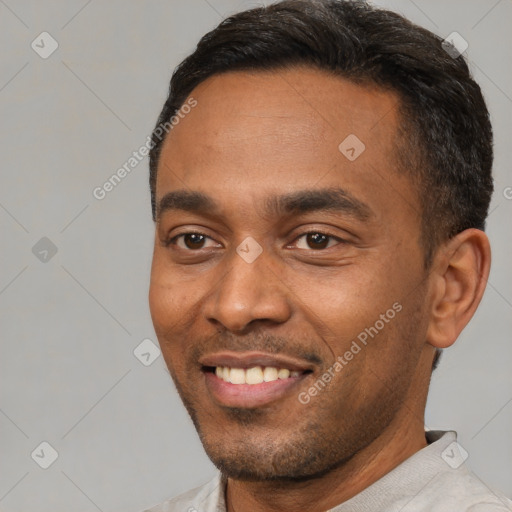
top-left (426, 229), bottom-right (491, 349)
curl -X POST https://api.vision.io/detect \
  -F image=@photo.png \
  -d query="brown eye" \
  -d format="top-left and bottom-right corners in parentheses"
top-left (294, 232), bottom-right (342, 250)
top-left (182, 233), bottom-right (206, 249)
top-left (168, 232), bottom-right (220, 251)
top-left (306, 233), bottom-right (329, 249)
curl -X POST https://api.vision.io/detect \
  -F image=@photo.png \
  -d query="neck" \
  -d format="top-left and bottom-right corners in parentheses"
top-left (226, 414), bottom-right (426, 512)
top-left (225, 357), bottom-right (432, 512)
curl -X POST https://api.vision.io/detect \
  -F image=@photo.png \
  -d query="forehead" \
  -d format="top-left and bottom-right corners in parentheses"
top-left (162, 67), bottom-right (399, 159)
top-left (155, 67), bottom-right (414, 224)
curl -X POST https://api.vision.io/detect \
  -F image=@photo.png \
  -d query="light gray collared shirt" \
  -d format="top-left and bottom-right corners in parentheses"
top-left (143, 431), bottom-right (512, 512)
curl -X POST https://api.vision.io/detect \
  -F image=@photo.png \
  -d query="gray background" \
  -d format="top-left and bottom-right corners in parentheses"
top-left (0, 0), bottom-right (510, 511)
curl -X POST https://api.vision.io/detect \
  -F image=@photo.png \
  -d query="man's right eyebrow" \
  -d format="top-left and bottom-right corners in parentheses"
top-left (156, 190), bottom-right (220, 220)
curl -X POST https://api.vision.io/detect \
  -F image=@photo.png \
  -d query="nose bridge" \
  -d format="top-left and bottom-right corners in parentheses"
top-left (205, 241), bottom-right (291, 332)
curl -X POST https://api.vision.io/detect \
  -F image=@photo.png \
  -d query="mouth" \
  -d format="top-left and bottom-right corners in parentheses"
top-left (205, 364), bottom-right (307, 384)
top-left (199, 351), bottom-right (315, 408)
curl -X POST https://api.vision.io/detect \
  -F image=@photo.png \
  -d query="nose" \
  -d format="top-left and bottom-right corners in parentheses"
top-left (203, 246), bottom-right (292, 333)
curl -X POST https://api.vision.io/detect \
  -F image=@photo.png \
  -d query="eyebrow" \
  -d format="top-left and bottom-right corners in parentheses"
top-left (156, 187), bottom-right (372, 222)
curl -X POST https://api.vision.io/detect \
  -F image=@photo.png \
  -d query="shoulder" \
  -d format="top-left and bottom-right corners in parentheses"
top-left (141, 473), bottom-right (225, 512)
top-left (407, 431), bottom-right (512, 511)
top-left (418, 465), bottom-right (512, 511)
top-left (335, 431), bottom-right (512, 512)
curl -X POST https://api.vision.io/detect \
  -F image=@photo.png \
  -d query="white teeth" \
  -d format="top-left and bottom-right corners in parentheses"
top-left (278, 368), bottom-right (290, 379)
top-left (246, 366), bottom-right (264, 384)
top-left (229, 368), bottom-right (246, 384)
top-left (263, 366), bottom-right (278, 382)
top-left (213, 365), bottom-right (303, 385)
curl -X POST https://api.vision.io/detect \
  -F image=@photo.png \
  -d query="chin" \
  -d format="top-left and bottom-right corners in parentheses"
top-left (198, 426), bottom-right (353, 483)
top-left (208, 450), bottom-right (352, 483)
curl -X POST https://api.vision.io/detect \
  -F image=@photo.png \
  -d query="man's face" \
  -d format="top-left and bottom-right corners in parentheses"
top-left (149, 67), bottom-right (434, 480)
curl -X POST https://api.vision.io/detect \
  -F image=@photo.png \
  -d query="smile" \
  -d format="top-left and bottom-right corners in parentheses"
top-left (199, 351), bottom-right (315, 408)
top-left (212, 365), bottom-right (303, 385)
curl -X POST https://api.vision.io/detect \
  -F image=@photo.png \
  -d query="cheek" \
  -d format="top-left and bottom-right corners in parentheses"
top-left (149, 249), bottom-right (190, 323)
top-left (149, 280), bottom-right (194, 338)
top-left (148, 280), bottom-right (189, 376)
top-left (302, 258), bottom-right (421, 362)
top-left (148, 281), bottom-right (170, 329)
top-left (149, 264), bottom-right (186, 341)
top-left (149, 256), bottom-right (169, 324)
top-left (149, 253), bottom-right (207, 369)
top-left (301, 269), bottom-right (394, 330)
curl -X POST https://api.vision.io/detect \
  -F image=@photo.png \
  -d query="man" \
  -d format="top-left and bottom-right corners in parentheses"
top-left (144, 1), bottom-right (512, 510)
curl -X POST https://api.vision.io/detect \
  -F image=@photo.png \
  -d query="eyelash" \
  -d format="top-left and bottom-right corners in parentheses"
top-left (164, 230), bottom-right (344, 251)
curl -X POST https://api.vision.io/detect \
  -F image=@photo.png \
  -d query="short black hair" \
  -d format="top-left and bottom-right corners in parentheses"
top-left (149, 0), bottom-right (493, 261)
top-left (149, 0), bottom-right (494, 369)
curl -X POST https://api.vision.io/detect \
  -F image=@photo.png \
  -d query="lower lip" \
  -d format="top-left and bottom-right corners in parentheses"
top-left (203, 371), bottom-right (309, 408)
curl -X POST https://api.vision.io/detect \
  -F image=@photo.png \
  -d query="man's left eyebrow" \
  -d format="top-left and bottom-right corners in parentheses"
top-left (263, 187), bottom-right (373, 221)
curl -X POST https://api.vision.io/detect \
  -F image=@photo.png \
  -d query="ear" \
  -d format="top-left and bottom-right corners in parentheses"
top-left (426, 229), bottom-right (491, 349)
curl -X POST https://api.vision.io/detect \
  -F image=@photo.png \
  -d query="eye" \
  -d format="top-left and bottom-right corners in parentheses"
top-left (166, 232), bottom-right (220, 251)
top-left (165, 230), bottom-right (344, 252)
top-left (292, 231), bottom-right (344, 250)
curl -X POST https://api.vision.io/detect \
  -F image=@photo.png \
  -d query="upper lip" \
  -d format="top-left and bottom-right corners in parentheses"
top-left (199, 351), bottom-right (315, 372)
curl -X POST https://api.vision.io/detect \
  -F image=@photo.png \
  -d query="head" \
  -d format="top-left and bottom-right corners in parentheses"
top-left (148, 0), bottom-right (492, 482)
